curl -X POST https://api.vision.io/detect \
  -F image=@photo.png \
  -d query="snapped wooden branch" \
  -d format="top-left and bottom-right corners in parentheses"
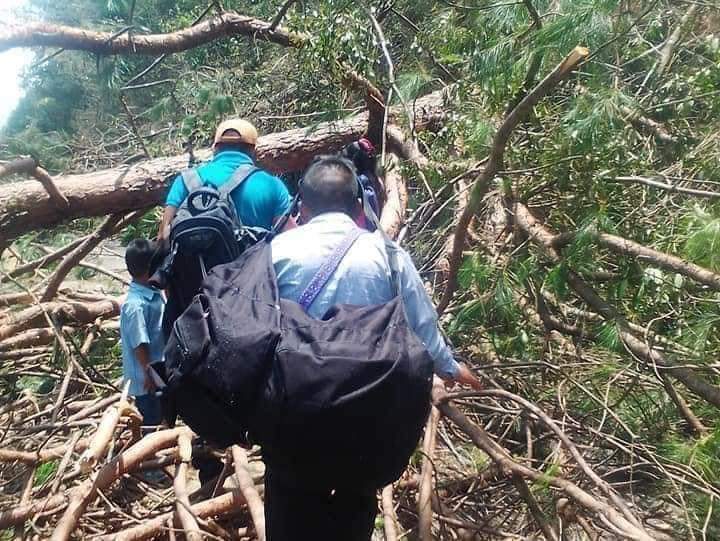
top-left (0, 11), bottom-right (305, 55)
top-left (231, 445), bottom-right (266, 541)
top-left (437, 46), bottom-right (589, 314)
top-left (78, 397), bottom-right (139, 473)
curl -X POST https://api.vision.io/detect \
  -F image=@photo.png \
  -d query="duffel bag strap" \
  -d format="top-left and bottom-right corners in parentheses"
top-left (297, 227), bottom-right (364, 311)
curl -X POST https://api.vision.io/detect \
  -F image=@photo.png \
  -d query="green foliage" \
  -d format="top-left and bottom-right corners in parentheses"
top-left (121, 210), bottom-right (161, 244)
top-left (35, 461), bottom-right (59, 487)
top-left (4, 1), bottom-right (720, 534)
top-left (682, 205), bottom-right (720, 271)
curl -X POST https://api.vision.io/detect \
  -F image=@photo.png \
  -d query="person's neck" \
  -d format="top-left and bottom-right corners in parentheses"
top-left (133, 277), bottom-right (152, 287)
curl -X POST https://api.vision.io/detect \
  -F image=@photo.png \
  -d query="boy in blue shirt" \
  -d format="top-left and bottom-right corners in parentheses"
top-left (120, 239), bottom-right (166, 427)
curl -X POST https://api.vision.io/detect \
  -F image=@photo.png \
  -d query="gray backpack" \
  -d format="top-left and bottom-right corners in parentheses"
top-left (170, 164), bottom-right (258, 260)
top-left (152, 164), bottom-right (267, 335)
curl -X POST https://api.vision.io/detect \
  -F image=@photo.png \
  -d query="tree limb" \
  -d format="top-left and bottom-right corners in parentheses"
top-left (514, 200), bottom-right (720, 412)
top-left (553, 229), bottom-right (720, 291)
top-left (437, 46), bottom-right (589, 314)
top-left (40, 213), bottom-right (125, 302)
top-left (0, 299), bottom-right (120, 343)
top-left (418, 402), bottom-right (441, 541)
top-left (270, 0), bottom-right (299, 31)
top-left (51, 427), bottom-right (192, 541)
top-left (0, 12), bottom-right (304, 55)
top-left (614, 175), bottom-right (720, 199)
top-left (231, 446), bottom-right (265, 541)
top-left (432, 386), bottom-right (655, 541)
top-left (381, 484), bottom-right (399, 541)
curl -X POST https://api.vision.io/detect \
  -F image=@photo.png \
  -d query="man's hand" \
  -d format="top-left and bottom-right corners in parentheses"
top-left (143, 368), bottom-right (157, 394)
top-left (158, 206), bottom-right (177, 241)
top-left (453, 363), bottom-right (483, 391)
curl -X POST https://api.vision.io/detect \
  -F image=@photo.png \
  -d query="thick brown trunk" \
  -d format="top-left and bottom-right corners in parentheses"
top-left (0, 90), bottom-right (446, 244)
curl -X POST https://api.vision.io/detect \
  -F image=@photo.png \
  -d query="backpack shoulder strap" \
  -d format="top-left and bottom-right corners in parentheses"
top-left (297, 228), bottom-right (364, 312)
top-left (180, 169), bottom-right (203, 192)
top-left (219, 164), bottom-right (259, 198)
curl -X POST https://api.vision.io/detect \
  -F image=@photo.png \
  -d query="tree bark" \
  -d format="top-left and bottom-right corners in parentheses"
top-left (0, 299), bottom-right (120, 343)
top-left (0, 12), bottom-right (303, 55)
top-left (0, 90), bottom-right (447, 245)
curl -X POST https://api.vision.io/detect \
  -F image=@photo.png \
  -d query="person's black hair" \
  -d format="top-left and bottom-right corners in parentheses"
top-left (300, 156), bottom-right (359, 216)
top-left (215, 141), bottom-right (255, 157)
top-left (125, 238), bottom-right (158, 279)
top-left (341, 142), bottom-right (377, 178)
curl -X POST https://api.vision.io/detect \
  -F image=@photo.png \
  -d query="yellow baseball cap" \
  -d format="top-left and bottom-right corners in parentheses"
top-left (213, 118), bottom-right (258, 147)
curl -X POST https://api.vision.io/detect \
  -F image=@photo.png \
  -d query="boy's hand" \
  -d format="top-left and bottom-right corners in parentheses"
top-left (144, 368), bottom-right (157, 393)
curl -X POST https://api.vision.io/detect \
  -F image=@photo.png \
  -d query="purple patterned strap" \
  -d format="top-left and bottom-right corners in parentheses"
top-left (298, 228), bottom-right (364, 311)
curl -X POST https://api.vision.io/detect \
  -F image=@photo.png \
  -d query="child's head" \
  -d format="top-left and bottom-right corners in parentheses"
top-left (125, 239), bottom-right (158, 282)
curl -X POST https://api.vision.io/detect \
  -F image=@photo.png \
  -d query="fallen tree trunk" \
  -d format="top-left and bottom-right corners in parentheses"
top-left (0, 12), bottom-right (302, 54)
top-left (0, 90), bottom-right (447, 245)
top-left (0, 299), bottom-right (121, 343)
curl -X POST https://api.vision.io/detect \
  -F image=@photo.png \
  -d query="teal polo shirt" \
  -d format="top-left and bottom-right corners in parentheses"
top-left (165, 150), bottom-right (292, 230)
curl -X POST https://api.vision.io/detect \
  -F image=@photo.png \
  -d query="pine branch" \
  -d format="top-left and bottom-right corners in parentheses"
top-left (437, 46), bottom-right (589, 314)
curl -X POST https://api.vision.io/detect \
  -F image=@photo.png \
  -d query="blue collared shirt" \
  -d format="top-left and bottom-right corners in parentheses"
top-left (271, 212), bottom-right (460, 378)
top-left (165, 150), bottom-right (292, 230)
top-left (120, 281), bottom-right (166, 396)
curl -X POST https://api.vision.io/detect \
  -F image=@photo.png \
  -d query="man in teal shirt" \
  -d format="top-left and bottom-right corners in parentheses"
top-left (159, 118), bottom-right (293, 238)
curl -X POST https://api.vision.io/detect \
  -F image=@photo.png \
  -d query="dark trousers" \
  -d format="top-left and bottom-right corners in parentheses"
top-left (135, 394), bottom-right (163, 427)
top-left (264, 468), bottom-right (377, 541)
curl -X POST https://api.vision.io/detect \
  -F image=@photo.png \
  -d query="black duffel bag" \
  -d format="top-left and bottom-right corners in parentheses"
top-left (161, 229), bottom-right (433, 489)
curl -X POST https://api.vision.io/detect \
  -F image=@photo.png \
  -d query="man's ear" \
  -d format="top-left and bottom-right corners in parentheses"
top-left (300, 202), bottom-right (313, 222)
top-left (353, 198), bottom-right (364, 218)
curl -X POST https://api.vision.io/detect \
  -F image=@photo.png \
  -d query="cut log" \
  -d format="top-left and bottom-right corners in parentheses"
top-left (0, 299), bottom-right (121, 343)
top-left (0, 89), bottom-right (447, 244)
